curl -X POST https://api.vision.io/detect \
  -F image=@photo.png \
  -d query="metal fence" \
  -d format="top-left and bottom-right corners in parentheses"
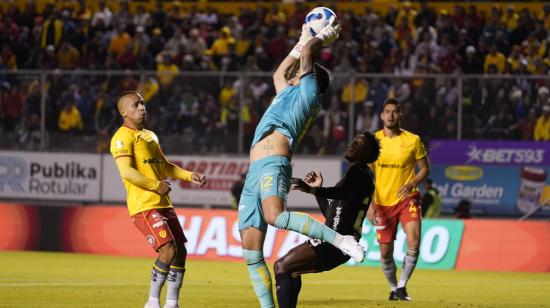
top-left (0, 70), bottom-right (548, 154)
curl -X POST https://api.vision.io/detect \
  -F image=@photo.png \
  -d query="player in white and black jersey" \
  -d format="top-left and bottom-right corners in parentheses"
top-left (273, 131), bottom-right (381, 308)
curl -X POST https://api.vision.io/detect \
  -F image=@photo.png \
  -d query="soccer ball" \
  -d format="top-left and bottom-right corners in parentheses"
top-left (305, 7), bottom-right (337, 36)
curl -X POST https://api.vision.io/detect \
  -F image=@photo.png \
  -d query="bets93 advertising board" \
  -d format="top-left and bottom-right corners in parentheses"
top-left (429, 141), bottom-right (550, 217)
top-left (0, 151), bottom-right (101, 201)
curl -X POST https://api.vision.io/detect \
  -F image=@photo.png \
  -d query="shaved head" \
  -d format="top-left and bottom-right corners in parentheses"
top-left (116, 91), bottom-right (146, 129)
top-left (116, 91), bottom-right (142, 114)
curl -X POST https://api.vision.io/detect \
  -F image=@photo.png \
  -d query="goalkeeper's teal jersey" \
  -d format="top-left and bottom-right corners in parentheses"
top-left (251, 73), bottom-right (322, 152)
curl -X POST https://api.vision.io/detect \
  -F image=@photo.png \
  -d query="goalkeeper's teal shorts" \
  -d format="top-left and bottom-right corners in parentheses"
top-left (237, 155), bottom-right (291, 232)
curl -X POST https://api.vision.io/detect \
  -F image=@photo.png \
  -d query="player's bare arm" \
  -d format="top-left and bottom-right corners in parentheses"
top-left (396, 157), bottom-right (430, 199)
top-left (163, 159), bottom-right (207, 188)
top-left (299, 38), bottom-right (322, 76)
top-left (273, 54), bottom-right (299, 94)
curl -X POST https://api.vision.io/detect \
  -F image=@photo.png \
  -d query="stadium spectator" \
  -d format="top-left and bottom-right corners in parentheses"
top-left (1, 83), bottom-right (25, 132)
top-left (355, 101), bottom-right (379, 133)
top-left (91, 0), bottom-right (113, 29)
top-left (484, 44), bottom-right (506, 73)
top-left (534, 104), bottom-right (550, 141)
top-left (58, 101), bottom-right (83, 132)
top-left (0, 1), bottom-right (550, 153)
top-left (16, 113), bottom-right (45, 151)
top-left (454, 199), bottom-right (472, 219)
top-left (536, 87), bottom-right (549, 108)
top-left (40, 11), bottom-right (63, 49)
top-left (341, 78), bottom-right (368, 105)
top-left (322, 95), bottom-right (348, 154)
top-left (421, 179), bottom-right (441, 218)
top-left (138, 76), bottom-right (160, 104)
top-left (41, 44), bottom-right (58, 69)
top-left (230, 173), bottom-right (246, 210)
top-left (133, 5), bottom-right (151, 29)
top-left (156, 53), bottom-right (179, 95)
top-left (57, 41), bottom-right (80, 69)
top-left (1, 45), bottom-right (18, 70)
top-left (108, 26), bottom-right (131, 57)
top-left (461, 45), bottom-right (483, 74)
top-left (209, 26), bottom-right (235, 67)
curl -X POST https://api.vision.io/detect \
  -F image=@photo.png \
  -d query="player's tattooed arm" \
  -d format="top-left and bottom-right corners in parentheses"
top-left (273, 54), bottom-right (298, 93)
top-left (300, 37), bottom-right (322, 75)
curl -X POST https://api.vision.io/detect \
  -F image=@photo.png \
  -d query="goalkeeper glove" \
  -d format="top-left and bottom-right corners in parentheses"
top-left (290, 24), bottom-right (314, 59)
top-left (315, 22), bottom-right (341, 46)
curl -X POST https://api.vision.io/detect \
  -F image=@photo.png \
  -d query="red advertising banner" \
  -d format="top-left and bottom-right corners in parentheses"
top-left (1, 203), bottom-right (549, 272)
top-left (456, 220), bottom-right (550, 272)
top-left (0, 203), bottom-right (39, 250)
top-left (60, 205), bottom-right (322, 263)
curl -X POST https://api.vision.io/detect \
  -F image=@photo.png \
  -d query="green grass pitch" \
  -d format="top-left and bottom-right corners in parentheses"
top-left (0, 251), bottom-right (549, 307)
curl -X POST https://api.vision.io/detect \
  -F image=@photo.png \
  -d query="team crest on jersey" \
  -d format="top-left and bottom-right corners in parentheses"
top-left (159, 230), bottom-right (167, 238)
top-left (116, 140), bottom-right (124, 149)
top-left (147, 235), bottom-right (155, 246)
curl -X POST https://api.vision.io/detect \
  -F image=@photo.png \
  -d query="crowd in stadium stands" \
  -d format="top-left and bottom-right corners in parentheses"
top-left (0, 1), bottom-right (549, 154)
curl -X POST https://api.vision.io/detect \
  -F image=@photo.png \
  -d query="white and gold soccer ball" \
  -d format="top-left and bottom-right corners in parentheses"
top-left (304, 7), bottom-right (337, 36)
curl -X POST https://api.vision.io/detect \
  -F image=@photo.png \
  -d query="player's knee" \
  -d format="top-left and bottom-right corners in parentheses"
top-left (261, 197), bottom-right (285, 226)
top-left (264, 213), bottom-right (277, 226)
top-left (158, 242), bottom-right (177, 263)
top-left (379, 245), bottom-right (393, 260)
top-left (273, 257), bottom-right (288, 274)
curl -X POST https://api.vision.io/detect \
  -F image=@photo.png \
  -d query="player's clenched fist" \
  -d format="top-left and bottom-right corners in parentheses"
top-left (191, 173), bottom-right (207, 187)
top-left (157, 180), bottom-right (171, 195)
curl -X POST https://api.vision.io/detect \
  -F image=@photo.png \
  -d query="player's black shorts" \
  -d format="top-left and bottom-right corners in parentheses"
top-left (308, 239), bottom-right (350, 272)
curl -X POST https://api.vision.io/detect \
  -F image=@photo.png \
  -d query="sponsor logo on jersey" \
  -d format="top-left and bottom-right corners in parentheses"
top-left (377, 162), bottom-right (406, 169)
top-left (159, 230), bottom-right (167, 238)
top-left (143, 158), bottom-right (163, 164)
top-left (152, 221), bottom-right (164, 228)
top-left (116, 140), bottom-right (124, 149)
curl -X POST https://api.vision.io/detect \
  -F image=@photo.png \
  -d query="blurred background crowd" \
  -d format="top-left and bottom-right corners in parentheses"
top-left (0, 0), bottom-right (549, 155)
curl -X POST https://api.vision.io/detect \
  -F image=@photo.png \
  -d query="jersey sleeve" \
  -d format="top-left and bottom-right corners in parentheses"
top-left (414, 136), bottom-right (427, 160)
top-left (298, 73), bottom-right (319, 104)
top-left (110, 130), bottom-right (134, 159)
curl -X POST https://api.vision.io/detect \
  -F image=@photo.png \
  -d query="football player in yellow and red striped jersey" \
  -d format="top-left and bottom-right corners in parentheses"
top-left (110, 91), bottom-right (206, 308)
top-left (367, 98), bottom-right (430, 302)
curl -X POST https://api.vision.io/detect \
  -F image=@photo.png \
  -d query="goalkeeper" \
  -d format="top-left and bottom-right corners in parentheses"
top-left (238, 21), bottom-right (365, 308)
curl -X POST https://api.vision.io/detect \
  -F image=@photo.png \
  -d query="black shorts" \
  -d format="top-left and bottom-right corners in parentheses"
top-left (308, 239), bottom-right (350, 272)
